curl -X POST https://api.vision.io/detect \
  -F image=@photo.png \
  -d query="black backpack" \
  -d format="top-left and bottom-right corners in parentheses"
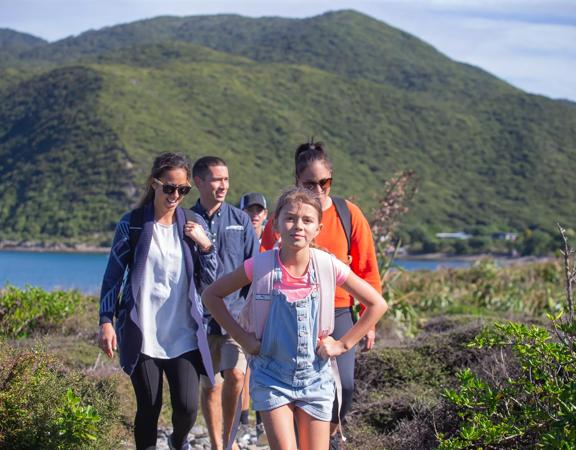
top-left (332, 196), bottom-right (352, 258)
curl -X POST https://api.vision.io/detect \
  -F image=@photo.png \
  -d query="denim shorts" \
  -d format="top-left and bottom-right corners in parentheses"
top-left (250, 358), bottom-right (335, 421)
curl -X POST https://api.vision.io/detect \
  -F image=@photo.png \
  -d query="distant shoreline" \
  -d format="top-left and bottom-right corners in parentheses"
top-left (0, 243), bottom-right (110, 254)
top-left (399, 252), bottom-right (554, 266)
top-left (0, 244), bottom-right (554, 264)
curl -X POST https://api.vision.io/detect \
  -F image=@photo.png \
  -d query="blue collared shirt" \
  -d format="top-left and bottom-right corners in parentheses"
top-left (192, 200), bottom-right (259, 323)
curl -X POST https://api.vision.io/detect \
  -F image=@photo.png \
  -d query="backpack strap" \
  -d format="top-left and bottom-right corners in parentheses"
top-left (182, 208), bottom-right (208, 295)
top-left (128, 207), bottom-right (145, 268)
top-left (310, 248), bottom-right (346, 442)
top-left (250, 249), bottom-right (277, 339)
top-left (332, 196), bottom-right (352, 257)
top-left (311, 248), bottom-right (336, 339)
top-left (183, 208), bottom-right (199, 224)
top-left (114, 207), bottom-right (145, 318)
top-left (226, 249), bottom-right (276, 450)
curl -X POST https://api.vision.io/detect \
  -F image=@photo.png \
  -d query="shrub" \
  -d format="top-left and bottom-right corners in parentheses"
top-left (0, 285), bottom-right (82, 338)
top-left (389, 258), bottom-right (564, 321)
top-left (55, 388), bottom-right (101, 446)
top-left (0, 342), bottom-right (122, 449)
top-left (438, 321), bottom-right (576, 448)
top-left (438, 225), bottom-right (576, 448)
top-left (347, 318), bottom-right (487, 450)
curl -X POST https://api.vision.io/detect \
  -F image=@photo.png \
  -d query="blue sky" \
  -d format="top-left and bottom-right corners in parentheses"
top-left (1, 0), bottom-right (575, 101)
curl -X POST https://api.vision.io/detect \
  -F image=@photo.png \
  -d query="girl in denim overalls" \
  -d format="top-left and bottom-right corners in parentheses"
top-left (203, 187), bottom-right (388, 450)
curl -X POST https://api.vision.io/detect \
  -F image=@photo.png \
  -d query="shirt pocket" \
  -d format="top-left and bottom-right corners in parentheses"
top-left (222, 227), bottom-right (244, 257)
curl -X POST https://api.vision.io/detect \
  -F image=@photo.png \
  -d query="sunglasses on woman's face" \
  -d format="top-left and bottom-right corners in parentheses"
top-left (153, 178), bottom-right (192, 196)
top-left (302, 177), bottom-right (332, 192)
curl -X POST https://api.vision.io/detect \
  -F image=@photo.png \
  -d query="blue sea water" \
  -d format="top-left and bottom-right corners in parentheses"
top-left (0, 251), bottom-right (109, 294)
top-left (0, 250), bottom-right (472, 294)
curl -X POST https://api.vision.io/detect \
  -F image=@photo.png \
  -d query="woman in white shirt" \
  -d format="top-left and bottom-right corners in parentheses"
top-left (98, 153), bottom-right (218, 450)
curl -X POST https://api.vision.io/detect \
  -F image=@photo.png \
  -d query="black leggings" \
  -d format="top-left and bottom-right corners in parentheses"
top-left (331, 307), bottom-right (356, 425)
top-left (130, 350), bottom-right (203, 450)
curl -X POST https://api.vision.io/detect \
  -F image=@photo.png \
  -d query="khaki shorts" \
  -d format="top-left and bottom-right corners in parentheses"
top-left (200, 334), bottom-right (247, 387)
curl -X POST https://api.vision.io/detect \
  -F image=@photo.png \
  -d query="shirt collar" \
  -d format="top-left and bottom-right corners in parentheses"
top-left (194, 199), bottom-right (224, 219)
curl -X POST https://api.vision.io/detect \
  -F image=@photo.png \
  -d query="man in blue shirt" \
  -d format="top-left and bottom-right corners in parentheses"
top-left (192, 156), bottom-right (259, 450)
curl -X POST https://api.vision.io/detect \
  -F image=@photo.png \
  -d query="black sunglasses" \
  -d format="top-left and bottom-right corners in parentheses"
top-left (302, 177), bottom-right (332, 191)
top-left (153, 178), bottom-right (192, 196)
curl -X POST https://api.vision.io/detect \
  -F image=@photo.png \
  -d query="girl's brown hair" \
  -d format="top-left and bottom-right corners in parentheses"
top-left (274, 187), bottom-right (323, 223)
top-left (137, 152), bottom-right (191, 208)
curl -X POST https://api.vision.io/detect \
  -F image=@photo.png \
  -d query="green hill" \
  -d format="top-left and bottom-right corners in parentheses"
top-left (8, 11), bottom-right (512, 97)
top-left (0, 29), bottom-right (46, 59)
top-left (0, 11), bottom-right (574, 247)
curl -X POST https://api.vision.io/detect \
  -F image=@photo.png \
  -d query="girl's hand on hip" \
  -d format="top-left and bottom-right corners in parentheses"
top-left (360, 328), bottom-right (376, 352)
top-left (241, 333), bottom-right (261, 356)
top-left (98, 323), bottom-right (117, 359)
top-left (185, 221), bottom-right (212, 251)
top-left (316, 336), bottom-right (346, 359)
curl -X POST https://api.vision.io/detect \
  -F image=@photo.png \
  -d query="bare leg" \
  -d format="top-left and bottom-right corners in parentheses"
top-left (222, 368), bottom-right (245, 450)
top-left (201, 382), bottom-right (223, 450)
top-left (241, 366), bottom-right (251, 420)
top-left (295, 407), bottom-right (330, 450)
top-left (260, 405), bottom-right (298, 450)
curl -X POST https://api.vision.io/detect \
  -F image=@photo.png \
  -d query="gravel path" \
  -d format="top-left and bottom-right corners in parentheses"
top-left (121, 424), bottom-right (270, 449)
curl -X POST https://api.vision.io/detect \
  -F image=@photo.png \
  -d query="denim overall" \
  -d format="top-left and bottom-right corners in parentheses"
top-left (249, 255), bottom-right (335, 421)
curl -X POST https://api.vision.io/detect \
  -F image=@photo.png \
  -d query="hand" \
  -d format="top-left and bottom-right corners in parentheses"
top-left (184, 221), bottom-right (212, 251)
top-left (316, 336), bottom-right (346, 359)
top-left (241, 333), bottom-right (261, 356)
top-left (98, 323), bottom-right (117, 359)
top-left (360, 328), bottom-right (376, 352)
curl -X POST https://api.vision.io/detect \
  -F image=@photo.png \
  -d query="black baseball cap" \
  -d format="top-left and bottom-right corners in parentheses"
top-left (240, 192), bottom-right (267, 210)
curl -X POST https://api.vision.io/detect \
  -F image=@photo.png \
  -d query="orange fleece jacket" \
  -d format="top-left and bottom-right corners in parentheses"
top-left (260, 198), bottom-right (382, 309)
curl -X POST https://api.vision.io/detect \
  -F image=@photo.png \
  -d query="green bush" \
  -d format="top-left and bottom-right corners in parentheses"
top-left (55, 388), bottom-right (101, 446)
top-left (0, 343), bottom-right (122, 449)
top-left (438, 319), bottom-right (576, 448)
top-left (0, 285), bottom-right (82, 338)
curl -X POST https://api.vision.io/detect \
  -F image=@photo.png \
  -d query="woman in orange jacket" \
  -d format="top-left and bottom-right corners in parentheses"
top-left (260, 141), bottom-right (382, 448)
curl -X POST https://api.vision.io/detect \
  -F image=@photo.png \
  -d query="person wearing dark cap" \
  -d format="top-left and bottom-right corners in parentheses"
top-left (239, 192), bottom-right (268, 241)
top-left (239, 192), bottom-right (269, 443)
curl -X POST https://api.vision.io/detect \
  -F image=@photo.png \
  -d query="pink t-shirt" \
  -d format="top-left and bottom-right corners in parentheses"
top-left (244, 252), bottom-right (351, 302)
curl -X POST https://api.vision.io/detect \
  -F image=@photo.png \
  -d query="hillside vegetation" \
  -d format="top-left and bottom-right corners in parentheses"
top-left (1, 256), bottom-right (572, 448)
top-left (1, 11), bottom-right (575, 245)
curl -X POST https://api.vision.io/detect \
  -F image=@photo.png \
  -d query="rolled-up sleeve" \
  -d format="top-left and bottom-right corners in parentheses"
top-left (99, 214), bottom-right (131, 325)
